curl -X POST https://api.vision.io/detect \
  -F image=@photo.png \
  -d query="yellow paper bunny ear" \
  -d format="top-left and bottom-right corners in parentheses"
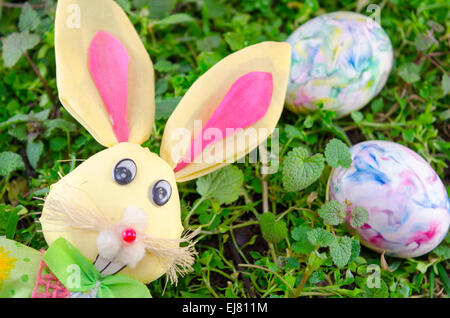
top-left (160, 42), bottom-right (291, 182)
top-left (55, 0), bottom-right (155, 147)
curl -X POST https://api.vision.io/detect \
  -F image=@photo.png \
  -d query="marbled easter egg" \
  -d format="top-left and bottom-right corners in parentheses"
top-left (286, 12), bottom-right (393, 116)
top-left (328, 140), bottom-right (450, 258)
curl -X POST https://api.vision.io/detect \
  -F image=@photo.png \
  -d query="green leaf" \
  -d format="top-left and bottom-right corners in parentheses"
top-left (0, 152), bottom-right (25, 177)
top-left (224, 32), bottom-right (244, 51)
top-left (6, 205), bottom-right (26, 239)
top-left (414, 33), bottom-right (436, 52)
top-left (0, 113), bottom-right (30, 130)
top-left (401, 129), bottom-right (415, 143)
top-left (330, 237), bottom-right (353, 268)
top-left (26, 139), bottom-right (44, 169)
top-left (115, 0), bottom-right (131, 11)
top-left (432, 245), bottom-right (450, 259)
top-left (285, 124), bottom-right (306, 140)
top-left (2, 31), bottom-right (40, 67)
top-left (350, 111), bottom-right (364, 124)
top-left (398, 63), bottom-right (421, 84)
top-left (259, 212), bottom-right (288, 244)
top-left (349, 238), bottom-right (361, 263)
top-left (349, 206), bottom-right (369, 228)
top-left (49, 137), bottom-right (67, 152)
top-left (292, 241), bottom-right (315, 255)
top-left (318, 201), bottom-right (347, 226)
top-left (285, 257), bottom-right (300, 270)
top-left (43, 118), bottom-right (77, 136)
top-left (362, 278), bottom-right (389, 298)
top-left (155, 97), bottom-right (181, 120)
top-left (308, 251), bottom-right (328, 271)
top-left (442, 74), bottom-right (450, 96)
top-left (203, 0), bottom-right (226, 18)
top-left (371, 98), bottom-right (384, 113)
top-left (291, 224), bottom-right (315, 254)
top-left (8, 125), bottom-right (28, 142)
top-left (196, 165), bottom-right (244, 204)
top-left (325, 138), bottom-right (352, 168)
top-left (196, 35), bottom-right (222, 51)
top-left (427, 20), bottom-right (445, 33)
top-left (19, 2), bottom-right (41, 32)
top-left (281, 147), bottom-right (325, 192)
top-left (146, 0), bottom-right (176, 19)
top-left (198, 51), bottom-right (223, 71)
top-left (154, 13), bottom-right (196, 26)
top-left (307, 228), bottom-right (335, 247)
top-left (31, 109), bottom-right (51, 122)
top-left (437, 263), bottom-right (450, 295)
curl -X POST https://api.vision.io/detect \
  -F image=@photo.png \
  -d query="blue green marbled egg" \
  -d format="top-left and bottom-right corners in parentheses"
top-left (286, 12), bottom-right (393, 116)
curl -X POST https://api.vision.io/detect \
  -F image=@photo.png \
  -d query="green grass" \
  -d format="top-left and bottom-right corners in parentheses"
top-left (0, 0), bottom-right (449, 298)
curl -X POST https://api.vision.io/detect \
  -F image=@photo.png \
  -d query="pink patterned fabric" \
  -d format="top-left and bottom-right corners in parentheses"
top-left (31, 251), bottom-right (70, 298)
top-left (174, 71), bottom-right (274, 172)
top-left (89, 30), bottom-right (130, 143)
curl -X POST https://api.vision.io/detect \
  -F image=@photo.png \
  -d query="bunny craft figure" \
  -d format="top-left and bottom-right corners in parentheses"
top-left (0, 0), bottom-right (291, 298)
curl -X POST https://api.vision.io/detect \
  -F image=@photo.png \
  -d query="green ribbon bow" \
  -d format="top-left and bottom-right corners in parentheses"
top-left (43, 238), bottom-right (151, 298)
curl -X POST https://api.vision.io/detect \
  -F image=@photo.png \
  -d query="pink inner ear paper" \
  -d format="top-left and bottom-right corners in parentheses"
top-left (174, 71), bottom-right (274, 172)
top-left (89, 31), bottom-right (130, 143)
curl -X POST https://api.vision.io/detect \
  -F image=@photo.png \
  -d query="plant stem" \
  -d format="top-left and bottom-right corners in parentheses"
top-left (183, 196), bottom-right (205, 228)
top-left (268, 243), bottom-right (277, 264)
top-left (0, 174), bottom-right (11, 199)
top-left (23, 51), bottom-right (59, 118)
top-left (292, 269), bottom-right (311, 298)
top-left (238, 263), bottom-right (295, 295)
top-left (259, 144), bottom-right (270, 214)
top-left (1, 2), bottom-right (46, 8)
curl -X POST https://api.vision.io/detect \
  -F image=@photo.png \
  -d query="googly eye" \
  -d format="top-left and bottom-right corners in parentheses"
top-left (150, 180), bottom-right (172, 206)
top-left (113, 159), bottom-right (137, 185)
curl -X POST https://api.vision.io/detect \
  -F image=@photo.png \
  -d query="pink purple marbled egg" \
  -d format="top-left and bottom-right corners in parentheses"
top-left (329, 140), bottom-right (450, 258)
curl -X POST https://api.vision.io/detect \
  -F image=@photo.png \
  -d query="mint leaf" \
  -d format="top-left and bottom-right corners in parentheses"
top-left (330, 237), bottom-right (353, 268)
top-left (325, 138), bottom-right (352, 168)
top-left (349, 206), bottom-right (369, 228)
top-left (291, 224), bottom-right (315, 254)
top-left (362, 278), bottom-right (389, 298)
top-left (259, 212), bottom-right (288, 244)
top-left (285, 124), bottom-right (306, 140)
top-left (398, 63), bottom-right (421, 84)
top-left (318, 201), bottom-right (347, 226)
top-left (8, 125), bottom-right (28, 142)
top-left (307, 228), bottom-right (335, 247)
top-left (414, 33), bottom-right (436, 52)
top-left (26, 139), bottom-right (44, 169)
top-left (196, 35), bottom-right (221, 51)
top-left (43, 118), bottom-right (77, 137)
top-left (155, 97), bottom-right (181, 120)
top-left (349, 238), bottom-right (361, 263)
top-left (282, 147), bottom-right (325, 192)
top-left (196, 165), bottom-right (244, 204)
top-left (146, 0), bottom-right (176, 19)
top-left (2, 31), bottom-right (40, 67)
top-left (224, 32), bottom-right (244, 51)
top-left (19, 2), bottom-right (41, 32)
top-left (0, 152), bottom-right (25, 177)
top-left (117, 0), bottom-right (131, 10)
top-left (350, 111), bottom-right (364, 124)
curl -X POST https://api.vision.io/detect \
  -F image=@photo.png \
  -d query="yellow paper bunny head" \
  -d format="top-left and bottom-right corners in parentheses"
top-left (40, 0), bottom-right (291, 284)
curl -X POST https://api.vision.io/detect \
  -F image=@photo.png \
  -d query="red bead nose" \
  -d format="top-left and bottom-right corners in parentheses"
top-left (122, 228), bottom-right (137, 243)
